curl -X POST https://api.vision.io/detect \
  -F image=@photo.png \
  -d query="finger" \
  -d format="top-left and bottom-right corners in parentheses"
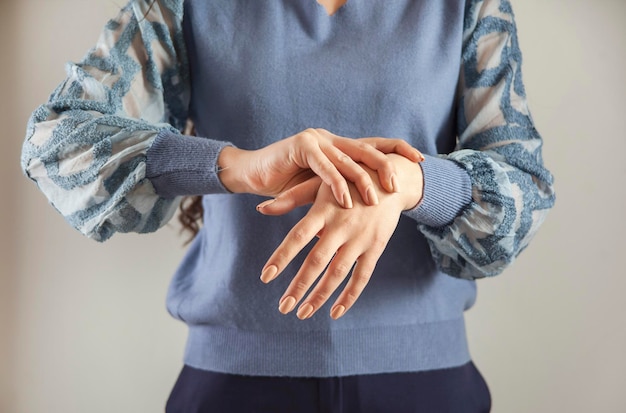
top-left (330, 137), bottom-right (398, 193)
top-left (278, 233), bottom-right (344, 317)
top-left (295, 246), bottom-right (360, 319)
top-left (261, 216), bottom-right (322, 284)
top-left (321, 145), bottom-right (379, 206)
top-left (329, 248), bottom-right (384, 320)
top-left (257, 176), bottom-right (322, 216)
top-left (295, 131), bottom-right (352, 208)
top-left (359, 137), bottom-right (425, 163)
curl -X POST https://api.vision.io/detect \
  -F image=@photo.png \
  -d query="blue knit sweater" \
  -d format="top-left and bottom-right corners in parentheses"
top-left (21, 0), bottom-right (555, 377)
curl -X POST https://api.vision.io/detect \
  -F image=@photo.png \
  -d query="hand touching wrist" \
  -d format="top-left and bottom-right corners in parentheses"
top-left (218, 144), bottom-right (317, 196)
top-left (257, 153), bottom-right (424, 216)
top-left (216, 129), bottom-right (423, 207)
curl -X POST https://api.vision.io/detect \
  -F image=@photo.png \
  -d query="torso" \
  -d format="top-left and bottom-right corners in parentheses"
top-left (169, 0), bottom-right (476, 377)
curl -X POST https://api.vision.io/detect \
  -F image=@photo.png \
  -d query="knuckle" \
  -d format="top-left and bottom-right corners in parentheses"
top-left (345, 292), bottom-right (360, 304)
top-left (352, 272), bottom-right (371, 288)
top-left (298, 129), bottom-right (317, 145)
top-left (356, 141), bottom-right (370, 153)
top-left (319, 160), bottom-right (333, 170)
top-left (356, 254), bottom-right (376, 271)
top-left (274, 251), bottom-right (291, 266)
top-left (355, 171), bottom-right (371, 187)
top-left (309, 251), bottom-right (328, 267)
top-left (354, 140), bottom-right (367, 149)
top-left (318, 161), bottom-right (336, 175)
top-left (371, 236), bottom-right (388, 251)
top-left (291, 228), bottom-right (307, 243)
top-left (337, 153), bottom-right (350, 164)
top-left (330, 262), bottom-right (352, 279)
top-left (312, 291), bottom-right (329, 303)
top-left (294, 281), bottom-right (311, 295)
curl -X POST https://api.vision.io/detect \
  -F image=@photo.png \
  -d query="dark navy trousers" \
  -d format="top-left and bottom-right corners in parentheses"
top-left (166, 362), bottom-right (491, 413)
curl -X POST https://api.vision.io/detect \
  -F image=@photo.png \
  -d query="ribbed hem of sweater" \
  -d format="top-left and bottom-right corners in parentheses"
top-left (145, 130), bottom-right (234, 198)
top-left (403, 155), bottom-right (472, 228)
top-left (183, 318), bottom-right (470, 377)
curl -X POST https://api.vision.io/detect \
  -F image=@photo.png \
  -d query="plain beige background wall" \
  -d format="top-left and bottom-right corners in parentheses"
top-left (1, 0), bottom-right (624, 412)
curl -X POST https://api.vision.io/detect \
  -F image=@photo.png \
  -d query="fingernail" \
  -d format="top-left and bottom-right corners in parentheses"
top-left (260, 265), bottom-right (278, 283)
top-left (366, 186), bottom-right (379, 205)
top-left (256, 199), bottom-right (276, 210)
top-left (342, 192), bottom-right (353, 209)
top-left (330, 305), bottom-right (346, 320)
top-left (390, 174), bottom-right (400, 192)
top-left (279, 296), bottom-right (297, 314)
top-left (297, 303), bottom-right (314, 320)
top-left (417, 152), bottom-right (425, 162)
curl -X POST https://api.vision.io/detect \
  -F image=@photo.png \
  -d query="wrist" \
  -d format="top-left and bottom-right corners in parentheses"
top-left (387, 154), bottom-right (424, 211)
top-left (217, 146), bottom-right (251, 194)
top-left (359, 154), bottom-right (423, 212)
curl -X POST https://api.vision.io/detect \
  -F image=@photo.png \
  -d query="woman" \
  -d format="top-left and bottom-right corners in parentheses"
top-left (21, 0), bottom-right (555, 411)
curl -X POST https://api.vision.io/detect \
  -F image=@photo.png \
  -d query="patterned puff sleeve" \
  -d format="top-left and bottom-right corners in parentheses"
top-left (419, 0), bottom-right (556, 279)
top-left (21, 0), bottom-right (188, 242)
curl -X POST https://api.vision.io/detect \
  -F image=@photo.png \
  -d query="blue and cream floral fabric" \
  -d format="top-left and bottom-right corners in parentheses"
top-left (424, 0), bottom-right (555, 279)
top-left (22, 0), bottom-right (187, 241)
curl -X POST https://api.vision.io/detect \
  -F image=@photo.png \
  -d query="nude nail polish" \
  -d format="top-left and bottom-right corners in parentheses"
top-left (342, 192), bottom-right (353, 209)
top-left (391, 174), bottom-right (400, 192)
top-left (330, 305), bottom-right (346, 320)
top-left (279, 296), bottom-right (297, 314)
top-left (256, 198), bottom-right (276, 210)
top-left (297, 303), bottom-right (314, 319)
top-left (260, 265), bottom-right (278, 283)
top-left (366, 186), bottom-right (379, 205)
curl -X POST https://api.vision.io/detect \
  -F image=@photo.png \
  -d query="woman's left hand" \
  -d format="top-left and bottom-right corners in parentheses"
top-left (258, 154), bottom-right (424, 320)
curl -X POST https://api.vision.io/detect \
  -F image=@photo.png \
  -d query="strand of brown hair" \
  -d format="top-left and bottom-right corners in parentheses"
top-left (179, 195), bottom-right (204, 245)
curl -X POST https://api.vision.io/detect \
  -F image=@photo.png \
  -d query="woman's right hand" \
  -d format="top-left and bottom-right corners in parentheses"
top-left (217, 128), bottom-right (423, 208)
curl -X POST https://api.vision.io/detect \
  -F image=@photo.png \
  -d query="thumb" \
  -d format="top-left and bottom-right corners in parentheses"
top-left (256, 177), bottom-right (322, 216)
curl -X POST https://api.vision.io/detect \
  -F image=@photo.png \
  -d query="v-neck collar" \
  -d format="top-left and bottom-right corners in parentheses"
top-left (315, 0), bottom-right (349, 17)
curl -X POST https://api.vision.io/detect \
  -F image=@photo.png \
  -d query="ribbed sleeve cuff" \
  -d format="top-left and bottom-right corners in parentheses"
top-left (403, 155), bottom-right (472, 228)
top-left (145, 130), bottom-right (234, 198)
